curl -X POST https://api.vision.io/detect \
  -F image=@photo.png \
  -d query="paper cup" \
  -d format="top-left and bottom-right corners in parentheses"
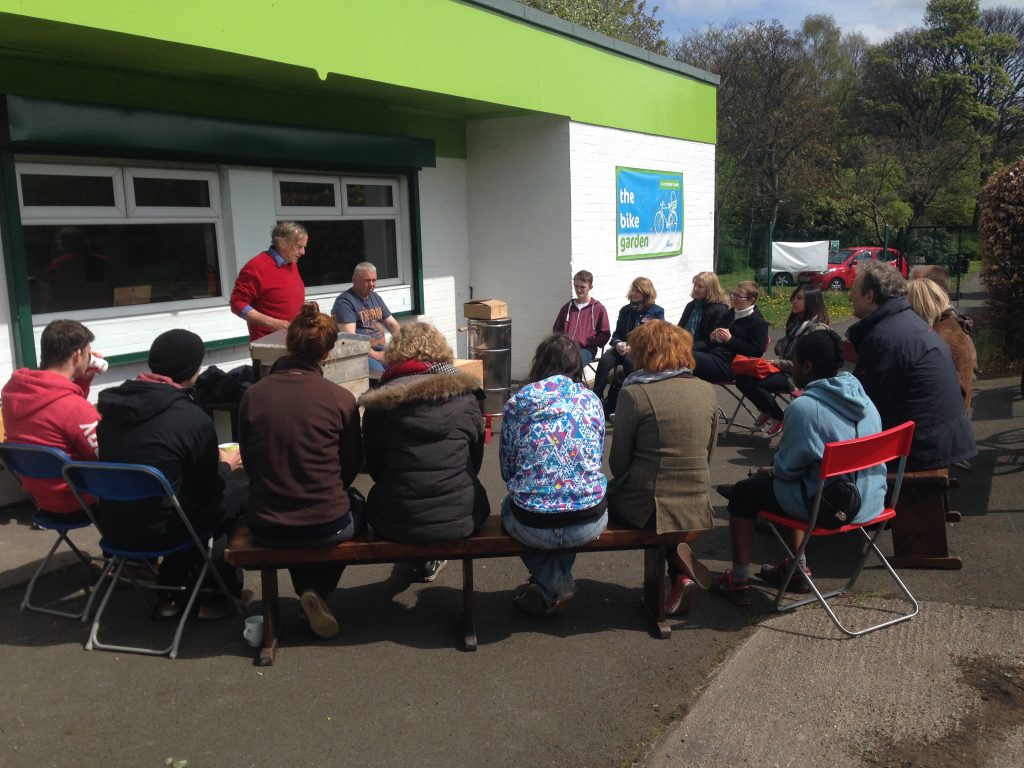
top-left (219, 442), bottom-right (239, 452)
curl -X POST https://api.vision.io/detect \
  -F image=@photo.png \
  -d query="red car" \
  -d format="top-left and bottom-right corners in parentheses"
top-left (799, 246), bottom-right (907, 291)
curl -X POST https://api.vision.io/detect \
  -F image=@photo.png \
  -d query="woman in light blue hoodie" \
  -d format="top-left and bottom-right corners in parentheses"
top-left (500, 335), bottom-right (608, 615)
top-left (709, 329), bottom-right (886, 606)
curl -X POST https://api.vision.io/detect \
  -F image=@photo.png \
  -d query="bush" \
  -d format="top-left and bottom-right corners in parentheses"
top-left (978, 159), bottom-right (1024, 360)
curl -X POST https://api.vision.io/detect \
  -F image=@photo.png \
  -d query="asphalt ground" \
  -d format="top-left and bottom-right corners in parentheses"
top-left (1, 272), bottom-right (1021, 768)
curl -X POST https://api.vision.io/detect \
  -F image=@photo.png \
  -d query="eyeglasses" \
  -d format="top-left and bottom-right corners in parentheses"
top-left (730, 292), bottom-right (752, 300)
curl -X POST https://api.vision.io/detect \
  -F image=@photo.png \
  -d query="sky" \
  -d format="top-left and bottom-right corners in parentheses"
top-left (656, 0), bottom-right (1024, 43)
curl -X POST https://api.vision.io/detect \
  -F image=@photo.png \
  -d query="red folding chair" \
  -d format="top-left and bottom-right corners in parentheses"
top-left (759, 420), bottom-right (919, 637)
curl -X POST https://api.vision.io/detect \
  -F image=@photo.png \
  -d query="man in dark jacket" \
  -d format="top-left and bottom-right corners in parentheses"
top-left (97, 329), bottom-right (249, 619)
top-left (847, 260), bottom-right (976, 471)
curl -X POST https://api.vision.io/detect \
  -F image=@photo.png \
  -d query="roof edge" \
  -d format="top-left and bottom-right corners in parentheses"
top-left (464, 0), bottom-right (720, 86)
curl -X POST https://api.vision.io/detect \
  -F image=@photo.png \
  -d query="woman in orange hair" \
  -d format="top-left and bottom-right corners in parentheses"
top-left (606, 320), bottom-right (718, 616)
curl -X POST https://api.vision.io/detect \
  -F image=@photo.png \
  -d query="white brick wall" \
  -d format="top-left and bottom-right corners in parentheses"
top-left (418, 158), bottom-right (470, 356)
top-left (569, 122), bottom-right (716, 327)
top-left (466, 115), bottom-right (571, 377)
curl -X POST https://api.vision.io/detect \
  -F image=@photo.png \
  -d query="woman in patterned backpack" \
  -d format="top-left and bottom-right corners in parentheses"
top-left (500, 334), bottom-right (607, 615)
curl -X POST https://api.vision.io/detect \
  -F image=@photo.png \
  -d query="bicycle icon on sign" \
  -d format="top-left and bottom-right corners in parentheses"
top-left (654, 191), bottom-right (679, 234)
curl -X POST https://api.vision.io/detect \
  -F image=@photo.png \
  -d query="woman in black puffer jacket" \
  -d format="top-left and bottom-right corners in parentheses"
top-left (359, 322), bottom-right (490, 582)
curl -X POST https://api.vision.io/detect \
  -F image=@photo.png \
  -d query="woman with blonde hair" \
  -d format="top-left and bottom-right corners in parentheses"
top-left (678, 271), bottom-right (730, 351)
top-left (240, 302), bottom-right (363, 639)
top-left (593, 276), bottom-right (665, 416)
top-left (607, 321), bottom-right (718, 615)
top-left (906, 278), bottom-right (976, 411)
top-left (359, 321), bottom-right (490, 583)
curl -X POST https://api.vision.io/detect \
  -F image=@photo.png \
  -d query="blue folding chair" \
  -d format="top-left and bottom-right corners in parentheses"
top-left (62, 461), bottom-right (239, 659)
top-left (0, 442), bottom-right (104, 621)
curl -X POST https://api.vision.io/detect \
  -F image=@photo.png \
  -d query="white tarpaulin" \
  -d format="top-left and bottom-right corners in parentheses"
top-left (771, 241), bottom-right (829, 273)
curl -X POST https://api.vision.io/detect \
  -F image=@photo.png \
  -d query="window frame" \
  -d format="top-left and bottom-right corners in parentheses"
top-left (17, 162), bottom-right (126, 220)
top-left (273, 171), bottom-right (410, 294)
top-left (16, 158), bottom-right (228, 322)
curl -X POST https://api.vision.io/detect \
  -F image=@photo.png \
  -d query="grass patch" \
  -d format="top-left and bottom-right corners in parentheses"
top-left (716, 271), bottom-right (855, 328)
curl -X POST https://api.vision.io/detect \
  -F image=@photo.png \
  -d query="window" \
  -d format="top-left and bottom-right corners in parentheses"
top-left (275, 173), bottom-right (405, 290)
top-left (17, 162), bottom-right (222, 316)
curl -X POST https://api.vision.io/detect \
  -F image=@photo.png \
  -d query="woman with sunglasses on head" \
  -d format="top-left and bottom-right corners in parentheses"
top-left (735, 286), bottom-right (831, 438)
top-left (692, 280), bottom-right (769, 384)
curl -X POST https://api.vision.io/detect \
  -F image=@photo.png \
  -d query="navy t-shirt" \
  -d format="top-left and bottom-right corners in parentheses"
top-left (332, 288), bottom-right (392, 347)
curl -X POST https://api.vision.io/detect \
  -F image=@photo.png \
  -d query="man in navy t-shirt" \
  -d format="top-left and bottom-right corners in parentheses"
top-left (332, 262), bottom-right (402, 372)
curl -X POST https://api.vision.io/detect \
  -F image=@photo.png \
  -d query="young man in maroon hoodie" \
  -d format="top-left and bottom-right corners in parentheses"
top-left (1, 319), bottom-right (104, 519)
top-left (552, 270), bottom-right (610, 366)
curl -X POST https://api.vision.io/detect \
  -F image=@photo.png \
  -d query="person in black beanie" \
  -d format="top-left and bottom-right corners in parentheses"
top-left (96, 329), bottom-right (252, 620)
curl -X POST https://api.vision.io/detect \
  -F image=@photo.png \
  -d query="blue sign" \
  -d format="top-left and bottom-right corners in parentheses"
top-left (616, 167), bottom-right (684, 260)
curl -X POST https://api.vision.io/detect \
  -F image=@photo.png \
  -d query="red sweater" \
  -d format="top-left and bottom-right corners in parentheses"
top-left (1, 369), bottom-right (100, 513)
top-left (229, 251), bottom-right (305, 341)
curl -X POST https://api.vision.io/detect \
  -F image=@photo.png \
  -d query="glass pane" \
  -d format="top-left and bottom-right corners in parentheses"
top-left (21, 173), bottom-right (115, 207)
top-left (296, 219), bottom-right (398, 287)
top-left (24, 224), bottom-right (221, 313)
top-left (346, 183), bottom-right (393, 208)
top-left (133, 176), bottom-right (211, 207)
top-left (280, 180), bottom-right (336, 208)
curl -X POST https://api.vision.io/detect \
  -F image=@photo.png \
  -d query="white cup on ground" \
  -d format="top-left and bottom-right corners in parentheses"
top-left (243, 615), bottom-right (264, 647)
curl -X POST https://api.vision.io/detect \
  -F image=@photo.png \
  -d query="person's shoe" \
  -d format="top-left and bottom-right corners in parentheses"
top-left (299, 590), bottom-right (339, 639)
top-left (715, 484), bottom-right (734, 501)
top-left (758, 560), bottom-right (812, 594)
top-left (198, 588), bottom-right (254, 620)
top-left (709, 570), bottom-right (753, 607)
top-left (155, 596), bottom-right (183, 619)
top-left (512, 583), bottom-right (548, 616)
top-left (666, 575), bottom-right (697, 615)
top-left (512, 583), bottom-right (575, 615)
top-left (760, 419), bottom-right (784, 438)
top-left (751, 412), bottom-right (771, 431)
top-left (419, 560), bottom-right (448, 583)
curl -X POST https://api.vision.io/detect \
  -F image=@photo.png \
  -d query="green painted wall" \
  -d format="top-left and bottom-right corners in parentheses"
top-left (0, 0), bottom-right (716, 144)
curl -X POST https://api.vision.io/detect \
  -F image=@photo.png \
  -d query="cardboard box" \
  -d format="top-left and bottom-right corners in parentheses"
top-left (463, 299), bottom-right (508, 320)
top-left (453, 357), bottom-right (484, 385)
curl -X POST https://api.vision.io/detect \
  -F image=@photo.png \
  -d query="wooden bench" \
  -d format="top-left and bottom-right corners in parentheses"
top-left (887, 468), bottom-right (962, 570)
top-left (224, 517), bottom-right (698, 666)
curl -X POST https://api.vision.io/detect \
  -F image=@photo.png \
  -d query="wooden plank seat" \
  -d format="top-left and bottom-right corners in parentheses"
top-left (886, 468), bottom-right (962, 570)
top-left (225, 516), bottom-right (698, 666)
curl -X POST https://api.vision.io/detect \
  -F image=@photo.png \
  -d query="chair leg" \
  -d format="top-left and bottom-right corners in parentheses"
top-left (22, 530), bottom-right (103, 621)
top-left (766, 521), bottom-right (919, 636)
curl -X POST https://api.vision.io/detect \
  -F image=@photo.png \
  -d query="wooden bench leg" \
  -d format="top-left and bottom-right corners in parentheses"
top-left (257, 567), bottom-right (280, 666)
top-left (887, 484), bottom-right (962, 570)
top-left (461, 556), bottom-right (477, 651)
top-left (642, 546), bottom-right (671, 639)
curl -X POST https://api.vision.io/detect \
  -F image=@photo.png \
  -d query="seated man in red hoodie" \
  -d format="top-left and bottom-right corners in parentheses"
top-left (1, 319), bottom-right (105, 521)
top-left (552, 270), bottom-right (610, 367)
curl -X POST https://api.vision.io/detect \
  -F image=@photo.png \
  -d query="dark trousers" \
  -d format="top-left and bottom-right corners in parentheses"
top-left (692, 351), bottom-right (733, 383)
top-left (727, 473), bottom-right (785, 520)
top-left (734, 372), bottom-right (792, 420)
top-left (251, 491), bottom-right (366, 598)
top-left (593, 349), bottom-right (632, 410)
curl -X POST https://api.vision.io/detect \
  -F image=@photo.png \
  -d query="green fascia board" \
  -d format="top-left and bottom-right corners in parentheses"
top-left (0, 0), bottom-right (717, 144)
top-left (4, 95), bottom-right (437, 171)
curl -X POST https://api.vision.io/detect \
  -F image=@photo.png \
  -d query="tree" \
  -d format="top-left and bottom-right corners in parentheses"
top-left (675, 21), bottom-right (839, 268)
top-left (852, 0), bottom-right (1013, 229)
top-left (978, 156), bottom-right (1024, 390)
top-left (518, 0), bottom-right (668, 54)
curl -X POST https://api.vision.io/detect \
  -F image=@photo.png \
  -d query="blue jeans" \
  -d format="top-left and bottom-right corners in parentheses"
top-left (579, 347), bottom-right (594, 366)
top-left (500, 495), bottom-right (608, 604)
top-left (368, 356), bottom-right (385, 373)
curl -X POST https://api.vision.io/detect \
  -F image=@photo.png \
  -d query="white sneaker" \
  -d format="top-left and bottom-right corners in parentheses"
top-left (300, 590), bottom-right (339, 639)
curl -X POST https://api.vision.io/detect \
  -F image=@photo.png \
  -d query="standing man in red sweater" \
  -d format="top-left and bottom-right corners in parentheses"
top-left (230, 221), bottom-right (308, 341)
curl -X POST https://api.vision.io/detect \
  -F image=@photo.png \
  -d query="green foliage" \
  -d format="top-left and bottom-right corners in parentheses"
top-left (978, 156), bottom-right (1024, 358)
top-left (518, 0), bottom-right (668, 53)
